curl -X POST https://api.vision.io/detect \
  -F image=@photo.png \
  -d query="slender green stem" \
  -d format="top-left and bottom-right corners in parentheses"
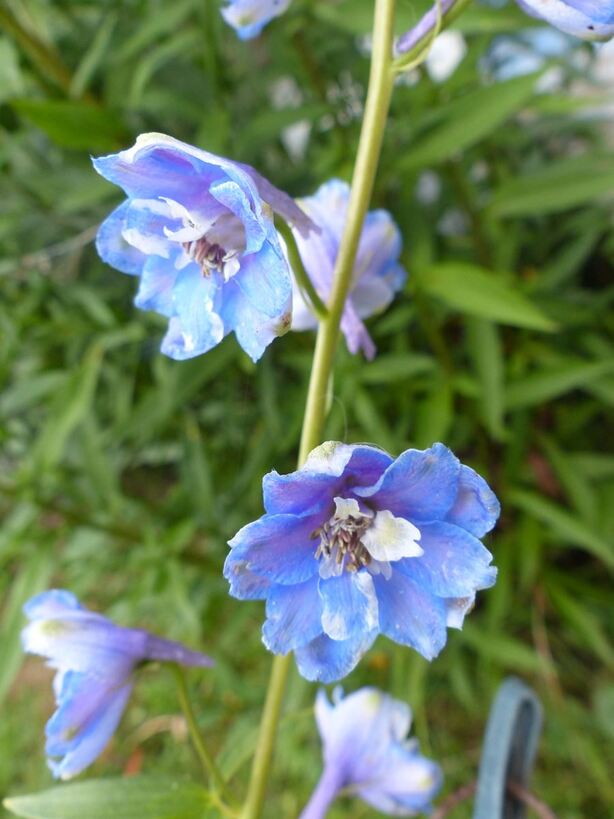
top-left (240, 3), bottom-right (397, 819)
top-left (276, 217), bottom-right (328, 321)
top-left (172, 665), bottom-right (230, 802)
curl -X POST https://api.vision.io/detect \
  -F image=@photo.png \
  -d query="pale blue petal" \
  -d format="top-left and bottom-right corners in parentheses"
top-left (398, 521), bottom-right (497, 598)
top-left (319, 572), bottom-right (378, 641)
top-left (356, 442), bottom-right (461, 522)
top-left (221, 0), bottom-right (292, 39)
top-left (134, 255), bottom-right (180, 317)
top-left (220, 278), bottom-right (291, 363)
top-left (359, 745), bottom-right (443, 814)
top-left (225, 512), bottom-right (321, 589)
top-left (517, 0), bottom-right (614, 40)
top-left (24, 590), bottom-right (82, 620)
top-left (294, 628), bottom-right (377, 683)
top-left (262, 580), bottom-right (323, 653)
top-left (160, 267), bottom-right (224, 360)
top-left (209, 180), bottom-right (266, 255)
top-left (445, 464), bottom-right (500, 537)
top-left (234, 240), bottom-right (291, 319)
top-left (96, 203), bottom-right (145, 276)
top-left (374, 572), bottom-right (447, 660)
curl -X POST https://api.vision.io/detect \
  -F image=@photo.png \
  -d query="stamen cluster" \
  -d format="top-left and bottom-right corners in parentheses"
top-left (313, 508), bottom-right (373, 573)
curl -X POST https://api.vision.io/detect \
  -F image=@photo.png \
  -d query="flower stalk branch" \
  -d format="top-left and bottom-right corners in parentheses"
top-left (239, 1), bottom-right (397, 817)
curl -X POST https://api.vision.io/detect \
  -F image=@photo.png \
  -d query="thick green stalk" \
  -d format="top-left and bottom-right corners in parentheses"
top-left (239, 3), bottom-right (396, 819)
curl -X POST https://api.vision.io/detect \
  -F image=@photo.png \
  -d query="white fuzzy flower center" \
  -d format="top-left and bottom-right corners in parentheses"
top-left (313, 497), bottom-right (423, 580)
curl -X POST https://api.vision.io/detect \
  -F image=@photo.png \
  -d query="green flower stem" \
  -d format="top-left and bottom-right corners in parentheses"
top-left (171, 665), bottom-right (232, 806)
top-left (240, 3), bottom-right (397, 819)
top-left (276, 217), bottom-right (328, 321)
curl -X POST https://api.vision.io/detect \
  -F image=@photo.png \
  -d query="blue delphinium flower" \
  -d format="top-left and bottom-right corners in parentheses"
top-left (22, 589), bottom-right (213, 779)
top-left (290, 179), bottom-right (407, 360)
top-left (94, 133), bottom-right (315, 362)
top-left (221, 0), bottom-right (292, 39)
top-left (300, 688), bottom-right (442, 818)
top-left (516, 0), bottom-right (614, 41)
top-left (225, 441), bottom-right (499, 682)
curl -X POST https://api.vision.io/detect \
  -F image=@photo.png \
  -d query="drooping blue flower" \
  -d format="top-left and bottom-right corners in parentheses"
top-left (515, 0), bottom-right (614, 41)
top-left (300, 688), bottom-right (442, 818)
top-left (22, 590), bottom-right (213, 779)
top-left (94, 133), bottom-right (315, 362)
top-left (221, 0), bottom-right (292, 39)
top-left (289, 179), bottom-right (407, 360)
top-left (224, 441), bottom-right (499, 682)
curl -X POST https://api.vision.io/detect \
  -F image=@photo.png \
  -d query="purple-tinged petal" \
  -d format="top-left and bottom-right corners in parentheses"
top-left (446, 464), bottom-right (501, 537)
top-left (96, 203), bottom-right (145, 276)
top-left (47, 680), bottom-right (132, 780)
top-left (238, 161), bottom-right (317, 237)
top-left (262, 471), bottom-right (337, 517)
top-left (374, 572), bottom-right (447, 660)
top-left (356, 442), bottom-right (461, 522)
top-left (143, 634), bottom-right (213, 667)
top-left (294, 629), bottom-right (377, 683)
top-left (225, 512), bottom-right (321, 589)
top-left (319, 572), bottom-right (378, 641)
top-left (398, 521), bottom-right (496, 598)
top-left (396, 0), bottom-right (455, 55)
top-left (340, 299), bottom-right (376, 360)
top-left (262, 580), bottom-right (323, 653)
top-left (24, 590), bottom-right (82, 620)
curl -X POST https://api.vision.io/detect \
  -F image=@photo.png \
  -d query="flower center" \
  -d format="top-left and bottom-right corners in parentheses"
top-left (312, 498), bottom-right (374, 575)
top-left (182, 236), bottom-right (240, 280)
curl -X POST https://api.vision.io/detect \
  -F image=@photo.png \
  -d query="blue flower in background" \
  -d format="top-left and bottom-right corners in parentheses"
top-left (222, 0), bottom-right (292, 39)
top-left (22, 590), bottom-right (213, 779)
top-left (516, 0), bottom-right (614, 41)
top-left (224, 441), bottom-right (499, 682)
top-left (300, 688), bottom-right (442, 818)
top-left (290, 179), bottom-right (407, 360)
top-left (94, 133), bottom-right (315, 362)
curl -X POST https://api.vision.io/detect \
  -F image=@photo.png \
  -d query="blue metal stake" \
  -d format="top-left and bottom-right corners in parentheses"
top-left (473, 677), bottom-right (543, 819)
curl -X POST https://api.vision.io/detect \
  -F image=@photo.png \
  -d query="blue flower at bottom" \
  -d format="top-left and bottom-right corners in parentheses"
top-left (516, 0), bottom-right (614, 41)
top-left (221, 0), bottom-right (292, 39)
top-left (224, 441), bottom-right (499, 682)
top-left (22, 590), bottom-right (213, 779)
top-left (94, 133), bottom-right (315, 362)
top-left (300, 688), bottom-right (442, 818)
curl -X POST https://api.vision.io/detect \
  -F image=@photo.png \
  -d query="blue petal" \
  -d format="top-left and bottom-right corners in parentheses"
top-left (225, 512), bottom-right (321, 590)
top-left (143, 634), bottom-right (213, 667)
top-left (263, 444), bottom-right (392, 516)
top-left (47, 679), bottom-right (133, 779)
top-left (234, 240), bottom-right (291, 319)
top-left (95, 203), bottom-right (146, 276)
top-left (445, 464), bottom-right (500, 537)
top-left (319, 572), bottom-right (378, 641)
top-left (398, 521), bottom-right (497, 598)
top-left (355, 442), bottom-right (461, 522)
top-left (220, 278), bottom-right (291, 363)
top-left (294, 628), bottom-right (377, 683)
top-left (160, 267), bottom-right (224, 360)
top-left (374, 572), bottom-right (447, 660)
top-left (24, 590), bottom-right (82, 620)
top-left (262, 580), bottom-right (323, 653)
top-left (221, 0), bottom-right (292, 39)
top-left (134, 255), bottom-right (179, 317)
top-left (516, 0), bottom-right (614, 40)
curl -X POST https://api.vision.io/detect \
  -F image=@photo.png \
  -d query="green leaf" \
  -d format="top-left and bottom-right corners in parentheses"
top-left (465, 318), bottom-right (505, 439)
top-left (10, 99), bottom-right (128, 151)
top-left (416, 262), bottom-right (556, 331)
top-left (400, 74), bottom-right (537, 171)
top-left (508, 488), bottom-right (614, 569)
top-left (3, 778), bottom-right (211, 819)
top-left (505, 360), bottom-right (614, 410)
top-left (489, 155), bottom-right (614, 218)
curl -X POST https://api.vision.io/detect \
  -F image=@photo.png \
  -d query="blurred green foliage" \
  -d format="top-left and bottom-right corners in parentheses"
top-left (1, 0), bottom-right (613, 817)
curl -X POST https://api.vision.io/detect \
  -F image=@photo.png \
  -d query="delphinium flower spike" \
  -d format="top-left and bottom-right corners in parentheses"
top-left (225, 441), bottom-right (499, 682)
top-left (288, 179), bottom-right (407, 360)
top-left (300, 687), bottom-right (442, 818)
top-left (22, 589), bottom-right (213, 779)
top-left (221, 0), bottom-right (292, 39)
top-left (93, 133), bottom-right (317, 362)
